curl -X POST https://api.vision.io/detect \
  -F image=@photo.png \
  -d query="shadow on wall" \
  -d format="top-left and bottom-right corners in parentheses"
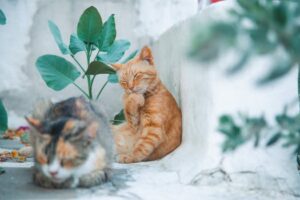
top-left (151, 5), bottom-right (218, 183)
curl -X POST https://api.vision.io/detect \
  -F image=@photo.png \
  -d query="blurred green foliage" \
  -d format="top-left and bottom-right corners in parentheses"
top-left (0, 100), bottom-right (8, 133)
top-left (0, 9), bottom-right (6, 25)
top-left (218, 113), bottom-right (266, 152)
top-left (190, 0), bottom-right (300, 84)
top-left (190, 0), bottom-right (300, 156)
top-left (219, 109), bottom-right (300, 154)
top-left (0, 10), bottom-right (7, 133)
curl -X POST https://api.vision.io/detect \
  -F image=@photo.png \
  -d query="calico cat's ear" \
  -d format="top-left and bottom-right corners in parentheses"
top-left (25, 116), bottom-right (49, 139)
top-left (111, 63), bottom-right (123, 71)
top-left (86, 121), bottom-right (99, 139)
top-left (25, 116), bottom-right (41, 129)
top-left (139, 46), bottom-right (154, 65)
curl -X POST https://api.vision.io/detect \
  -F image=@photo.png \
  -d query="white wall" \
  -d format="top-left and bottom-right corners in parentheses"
top-left (0, 0), bottom-right (198, 125)
top-left (152, 1), bottom-right (300, 195)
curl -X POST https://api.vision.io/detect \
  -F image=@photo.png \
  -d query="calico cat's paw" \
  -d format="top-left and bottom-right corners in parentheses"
top-left (79, 170), bottom-right (107, 188)
top-left (33, 171), bottom-right (78, 188)
top-left (33, 171), bottom-right (54, 188)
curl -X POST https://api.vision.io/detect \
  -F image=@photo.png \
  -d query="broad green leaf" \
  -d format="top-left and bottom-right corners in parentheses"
top-left (97, 40), bottom-right (130, 63)
top-left (36, 55), bottom-right (80, 91)
top-left (69, 33), bottom-right (86, 55)
top-left (218, 115), bottom-right (240, 138)
top-left (77, 6), bottom-right (102, 43)
top-left (226, 51), bottom-right (251, 75)
top-left (257, 60), bottom-right (294, 85)
top-left (249, 27), bottom-right (276, 55)
top-left (97, 14), bottom-right (116, 51)
top-left (0, 100), bottom-right (8, 132)
top-left (266, 133), bottom-right (281, 146)
top-left (0, 9), bottom-right (6, 25)
top-left (219, 115), bottom-right (234, 124)
top-left (121, 49), bottom-right (138, 64)
top-left (112, 109), bottom-right (125, 125)
top-left (86, 61), bottom-right (115, 75)
top-left (272, 3), bottom-right (287, 27)
top-left (48, 20), bottom-right (71, 55)
top-left (108, 74), bottom-right (119, 83)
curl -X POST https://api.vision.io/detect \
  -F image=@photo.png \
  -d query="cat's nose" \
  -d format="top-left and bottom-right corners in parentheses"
top-left (49, 171), bottom-right (58, 177)
top-left (128, 85), bottom-right (134, 90)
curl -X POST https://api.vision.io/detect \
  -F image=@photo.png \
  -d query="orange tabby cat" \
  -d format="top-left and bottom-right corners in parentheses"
top-left (112, 46), bottom-right (182, 163)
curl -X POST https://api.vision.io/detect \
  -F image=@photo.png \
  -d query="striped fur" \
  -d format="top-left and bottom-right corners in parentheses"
top-left (112, 46), bottom-right (182, 163)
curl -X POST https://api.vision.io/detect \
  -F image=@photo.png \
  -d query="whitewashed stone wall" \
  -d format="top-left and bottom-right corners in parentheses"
top-left (0, 0), bottom-right (198, 124)
top-left (152, 1), bottom-right (300, 195)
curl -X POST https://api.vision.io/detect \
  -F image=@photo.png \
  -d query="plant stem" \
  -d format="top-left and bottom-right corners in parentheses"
top-left (87, 76), bottom-right (93, 99)
top-left (94, 49), bottom-right (100, 61)
top-left (72, 82), bottom-right (89, 98)
top-left (297, 63), bottom-right (300, 109)
top-left (86, 43), bottom-right (93, 100)
top-left (70, 55), bottom-right (86, 76)
top-left (91, 75), bottom-right (96, 87)
top-left (96, 80), bottom-right (109, 100)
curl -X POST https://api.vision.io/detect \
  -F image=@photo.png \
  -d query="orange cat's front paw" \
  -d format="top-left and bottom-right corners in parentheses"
top-left (117, 154), bottom-right (135, 163)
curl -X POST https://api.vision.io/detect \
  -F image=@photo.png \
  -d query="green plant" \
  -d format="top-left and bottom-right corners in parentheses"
top-left (190, 0), bottom-right (300, 84)
top-left (36, 6), bottom-right (137, 100)
top-left (190, 0), bottom-right (300, 154)
top-left (0, 9), bottom-right (8, 133)
top-left (219, 107), bottom-right (300, 154)
top-left (0, 100), bottom-right (8, 134)
top-left (111, 109), bottom-right (125, 125)
top-left (218, 113), bottom-right (266, 152)
top-left (0, 9), bottom-right (6, 25)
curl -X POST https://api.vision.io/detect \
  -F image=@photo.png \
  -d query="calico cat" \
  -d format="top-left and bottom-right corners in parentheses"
top-left (25, 97), bottom-right (113, 188)
top-left (112, 46), bottom-right (182, 163)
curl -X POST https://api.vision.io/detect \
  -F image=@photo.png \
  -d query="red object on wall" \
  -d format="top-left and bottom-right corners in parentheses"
top-left (211, 0), bottom-right (223, 3)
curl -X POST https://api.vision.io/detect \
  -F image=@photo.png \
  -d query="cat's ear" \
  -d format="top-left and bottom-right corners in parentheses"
top-left (139, 46), bottom-right (154, 65)
top-left (25, 116), bottom-right (41, 129)
top-left (86, 121), bottom-right (99, 139)
top-left (111, 63), bottom-right (123, 71)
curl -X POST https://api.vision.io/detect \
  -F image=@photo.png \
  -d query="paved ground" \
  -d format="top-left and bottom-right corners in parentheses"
top-left (0, 167), bottom-right (80, 199)
top-left (0, 137), bottom-right (131, 200)
top-left (1, 161), bottom-right (300, 200)
top-left (0, 163), bottom-right (131, 200)
top-left (1, 139), bottom-right (300, 200)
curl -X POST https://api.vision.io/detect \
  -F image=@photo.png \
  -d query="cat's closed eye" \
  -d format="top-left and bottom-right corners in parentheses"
top-left (60, 159), bottom-right (74, 168)
top-left (134, 73), bottom-right (143, 80)
top-left (120, 80), bottom-right (128, 87)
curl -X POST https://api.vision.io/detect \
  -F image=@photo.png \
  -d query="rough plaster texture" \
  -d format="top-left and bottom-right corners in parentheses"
top-left (0, 0), bottom-right (300, 199)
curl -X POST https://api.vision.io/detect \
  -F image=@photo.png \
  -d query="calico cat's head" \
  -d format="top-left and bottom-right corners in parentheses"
top-left (26, 116), bottom-right (99, 183)
top-left (112, 46), bottom-right (159, 94)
